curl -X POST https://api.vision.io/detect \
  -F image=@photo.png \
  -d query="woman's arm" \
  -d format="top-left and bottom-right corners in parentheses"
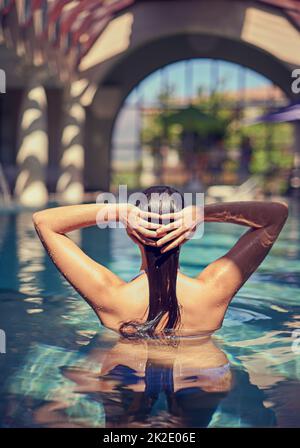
top-left (198, 201), bottom-right (288, 301)
top-left (33, 203), bottom-right (120, 233)
top-left (204, 201), bottom-right (288, 232)
top-left (156, 201), bottom-right (288, 304)
top-left (33, 203), bottom-right (159, 314)
top-left (32, 204), bottom-right (125, 314)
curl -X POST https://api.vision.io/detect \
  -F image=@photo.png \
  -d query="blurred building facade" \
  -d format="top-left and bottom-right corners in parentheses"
top-left (0, 0), bottom-right (300, 204)
top-left (111, 62), bottom-right (293, 192)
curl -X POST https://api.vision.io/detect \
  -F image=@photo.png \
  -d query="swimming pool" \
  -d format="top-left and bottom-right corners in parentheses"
top-left (0, 201), bottom-right (300, 428)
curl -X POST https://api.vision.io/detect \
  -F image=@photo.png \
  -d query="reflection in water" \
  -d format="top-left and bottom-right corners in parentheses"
top-left (3, 332), bottom-right (279, 428)
top-left (17, 212), bottom-right (46, 297)
top-left (4, 334), bottom-right (233, 428)
top-left (0, 213), bottom-right (19, 290)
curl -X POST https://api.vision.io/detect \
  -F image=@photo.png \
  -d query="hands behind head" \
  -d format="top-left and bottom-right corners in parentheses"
top-left (120, 204), bottom-right (203, 253)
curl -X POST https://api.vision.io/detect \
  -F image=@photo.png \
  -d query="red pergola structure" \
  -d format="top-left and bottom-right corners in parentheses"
top-left (0, 0), bottom-right (134, 79)
top-left (0, 0), bottom-right (299, 80)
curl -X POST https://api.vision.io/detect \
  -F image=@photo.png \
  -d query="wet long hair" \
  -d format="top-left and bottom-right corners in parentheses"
top-left (120, 186), bottom-right (184, 338)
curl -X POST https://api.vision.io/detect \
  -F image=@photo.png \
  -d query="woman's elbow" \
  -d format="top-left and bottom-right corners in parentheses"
top-left (32, 211), bottom-right (48, 228)
top-left (271, 201), bottom-right (289, 222)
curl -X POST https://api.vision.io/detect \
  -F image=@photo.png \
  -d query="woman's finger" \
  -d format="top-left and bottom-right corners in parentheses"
top-left (136, 225), bottom-right (159, 238)
top-left (156, 219), bottom-right (183, 236)
top-left (138, 217), bottom-right (161, 230)
top-left (160, 233), bottom-right (188, 253)
top-left (156, 225), bottom-right (186, 247)
top-left (139, 210), bottom-right (162, 220)
top-left (131, 229), bottom-right (156, 246)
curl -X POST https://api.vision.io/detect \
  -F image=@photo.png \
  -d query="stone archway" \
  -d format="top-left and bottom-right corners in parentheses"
top-left (82, 0), bottom-right (300, 191)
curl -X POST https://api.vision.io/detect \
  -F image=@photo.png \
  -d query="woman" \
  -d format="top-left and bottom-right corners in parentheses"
top-left (33, 185), bottom-right (288, 338)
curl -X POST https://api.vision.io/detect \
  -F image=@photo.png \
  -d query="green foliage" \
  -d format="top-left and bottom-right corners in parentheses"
top-left (235, 123), bottom-right (293, 174)
top-left (142, 87), bottom-right (234, 152)
top-left (111, 171), bottom-right (141, 190)
top-left (141, 84), bottom-right (294, 177)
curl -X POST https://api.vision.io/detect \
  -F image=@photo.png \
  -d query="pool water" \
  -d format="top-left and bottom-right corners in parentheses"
top-left (0, 202), bottom-right (300, 428)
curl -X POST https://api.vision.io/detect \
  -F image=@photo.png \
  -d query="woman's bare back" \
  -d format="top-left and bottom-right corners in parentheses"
top-left (96, 271), bottom-right (232, 336)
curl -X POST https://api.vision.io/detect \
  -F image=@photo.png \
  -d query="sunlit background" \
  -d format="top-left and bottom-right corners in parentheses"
top-left (1, 0), bottom-right (300, 429)
top-left (0, 0), bottom-right (300, 205)
top-left (112, 59), bottom-right (292, 193)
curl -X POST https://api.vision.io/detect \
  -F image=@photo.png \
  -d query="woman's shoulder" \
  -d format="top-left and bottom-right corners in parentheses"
top-left (176, 271), bottom-right (225, 309)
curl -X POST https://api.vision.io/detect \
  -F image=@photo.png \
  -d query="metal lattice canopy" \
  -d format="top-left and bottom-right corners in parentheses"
top-left (0, 0), bottom-right (299, 81)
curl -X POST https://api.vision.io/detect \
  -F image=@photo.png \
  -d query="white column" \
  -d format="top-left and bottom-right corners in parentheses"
top-left (14, 81), bottom-right (48, 207)
top-left (56, 81), bottom-right (85, 203)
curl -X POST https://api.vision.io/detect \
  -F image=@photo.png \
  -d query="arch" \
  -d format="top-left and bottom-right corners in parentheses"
top-left (95, 32), bottom-right (295, 107)
top-left (83, 0), bottom-right (300, 191)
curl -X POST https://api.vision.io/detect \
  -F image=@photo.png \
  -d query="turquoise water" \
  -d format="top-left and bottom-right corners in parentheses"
top-left (0, 202), bottom-right (300, 427)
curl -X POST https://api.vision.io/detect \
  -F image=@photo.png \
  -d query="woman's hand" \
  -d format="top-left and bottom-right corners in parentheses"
top-left (155, 205), bottom-right (203, 253)
top-left (119, 204), bottom-right (161, 246)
